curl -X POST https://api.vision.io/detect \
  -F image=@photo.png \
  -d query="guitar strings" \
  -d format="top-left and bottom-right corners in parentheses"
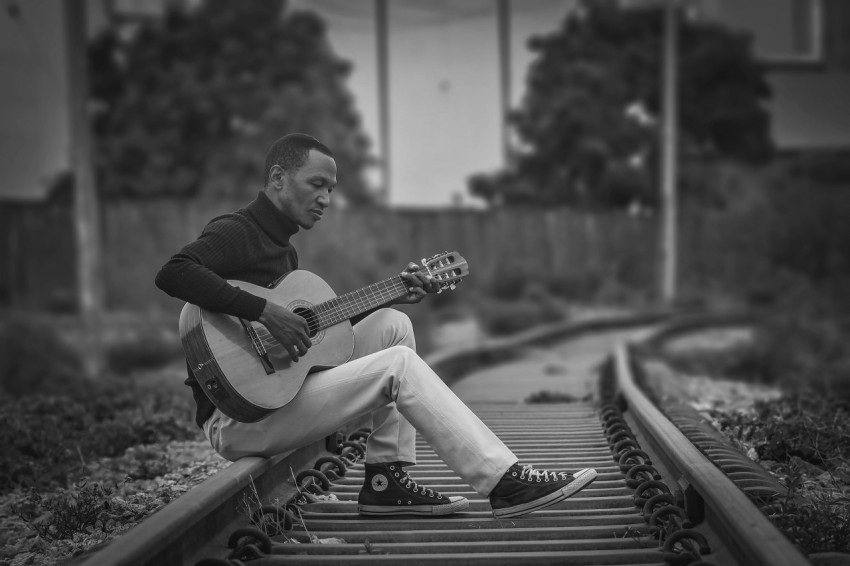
top-left (251, 276), bottom-right (409, 350)
top-left (252, 282), bottom-right (403, 350)
top-left (313, 277), bottom-right (407, 328)
top-left (251, 264), bottom-right (465, 350)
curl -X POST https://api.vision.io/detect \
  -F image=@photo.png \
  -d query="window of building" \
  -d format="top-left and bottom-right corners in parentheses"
top-left (699, 0), bottom-right (823, 65)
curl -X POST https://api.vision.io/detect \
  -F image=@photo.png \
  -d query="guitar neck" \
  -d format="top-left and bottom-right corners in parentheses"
top-left (314, 276), bottom-right (408, 329)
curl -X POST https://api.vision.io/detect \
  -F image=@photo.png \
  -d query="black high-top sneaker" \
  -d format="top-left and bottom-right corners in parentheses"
top-left (358, 462), bottom-right (469, 516)
top-left (489, 463), bottom-right (597, 518)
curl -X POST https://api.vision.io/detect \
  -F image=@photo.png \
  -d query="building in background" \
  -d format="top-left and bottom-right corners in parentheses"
top-left (0, 0), bottom-right (848, 205)
top-left (699, 0), bottom-right (850, 152)
top-left (0, 1), bottom-right (70, 201)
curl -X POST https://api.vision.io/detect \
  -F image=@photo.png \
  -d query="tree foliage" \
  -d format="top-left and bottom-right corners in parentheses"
top-left (471, 0), bottom-right (773, 208)
top-left (89, 0), bottom-right (375, 204)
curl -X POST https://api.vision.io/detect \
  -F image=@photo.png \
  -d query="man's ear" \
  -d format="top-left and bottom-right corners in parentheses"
top-left (269, 164), bottom-right (286, 189)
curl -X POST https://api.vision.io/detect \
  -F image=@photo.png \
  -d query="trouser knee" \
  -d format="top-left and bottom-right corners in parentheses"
top-left (385, 344), bottom-right (440, 393)
top-left (376, 309), bottom-right (416, 349)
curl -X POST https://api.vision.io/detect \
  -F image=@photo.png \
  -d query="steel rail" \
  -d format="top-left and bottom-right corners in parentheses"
top-left (612, 343), bottom-right (811, 566)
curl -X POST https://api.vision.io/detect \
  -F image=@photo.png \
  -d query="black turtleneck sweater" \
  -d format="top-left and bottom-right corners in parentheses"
top-left (155, 191), bottom-right (300, 427)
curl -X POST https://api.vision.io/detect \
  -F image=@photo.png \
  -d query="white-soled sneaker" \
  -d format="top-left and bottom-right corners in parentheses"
top-left (358, 462), bottom-right (469, 516)
top-left (489, 463), bottom-right (597, 518)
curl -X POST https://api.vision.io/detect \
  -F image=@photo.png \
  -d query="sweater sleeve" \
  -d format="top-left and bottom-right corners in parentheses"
top-left (155, 217), bottom-right (267, 321)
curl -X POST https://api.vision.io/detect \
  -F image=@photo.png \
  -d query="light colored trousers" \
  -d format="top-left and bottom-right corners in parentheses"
top-left (204, 308), bottom-right (517, 495)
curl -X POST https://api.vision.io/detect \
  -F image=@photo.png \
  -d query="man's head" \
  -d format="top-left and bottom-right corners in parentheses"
top-left (264, 133), bottom-right (337, 229)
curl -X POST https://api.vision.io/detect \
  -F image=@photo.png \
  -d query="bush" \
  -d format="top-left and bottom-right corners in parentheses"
top-left (104, 335), bottom-right (184, 374)
top-left (475, 284), bottom-right (567, 336)
top-left (752, 314), bottom-right (850, 397)
top-left (660, 308), bottom-right (850, 399)
top-left (0, 318), bottom-right (84, 398)
top-left (765, 184), bottom-right (850, 292)
top-left (486, 270), bottom-right (529, 301)
top-left (0, 382), bottom-right (198, 494)
top-left (731, 180), bottom-right (850, 399)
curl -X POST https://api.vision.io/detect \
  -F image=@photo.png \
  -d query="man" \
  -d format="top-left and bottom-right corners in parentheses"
top-left (156, 133), bottom-right (597, 518)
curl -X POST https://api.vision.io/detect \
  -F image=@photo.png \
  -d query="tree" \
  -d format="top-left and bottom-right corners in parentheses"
top-left (89, 0), bottom-right (376, 205)
top-left (471, 0), bottom-right (773, 208)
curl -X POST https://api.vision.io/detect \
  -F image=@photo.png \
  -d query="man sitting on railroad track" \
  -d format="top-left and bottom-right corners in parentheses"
top-left (155, 133), bottom-right (597, 519)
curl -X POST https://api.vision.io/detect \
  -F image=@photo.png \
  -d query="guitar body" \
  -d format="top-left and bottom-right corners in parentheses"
top-left (179, 270), bottom-right (355, 422)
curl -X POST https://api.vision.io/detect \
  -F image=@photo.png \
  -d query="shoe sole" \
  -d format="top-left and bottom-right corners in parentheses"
top-left (492, 468), bottom-right (598, 519)
top-left (359, 496), bottom-right (469, 516)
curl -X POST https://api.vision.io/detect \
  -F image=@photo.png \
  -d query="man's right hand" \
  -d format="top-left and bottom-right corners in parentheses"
top-left (258, 301), bottom-right (311, 362)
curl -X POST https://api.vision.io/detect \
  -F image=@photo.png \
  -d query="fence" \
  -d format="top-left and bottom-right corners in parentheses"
top-left (0, 197), bottom-right (763, 316)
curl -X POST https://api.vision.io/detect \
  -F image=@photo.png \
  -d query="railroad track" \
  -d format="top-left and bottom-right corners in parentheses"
top-left (78, 313), bottom-right (812, 566)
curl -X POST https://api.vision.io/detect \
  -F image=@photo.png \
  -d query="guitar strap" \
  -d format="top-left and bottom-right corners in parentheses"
top-left (268, 273), bottom-right (287, 289)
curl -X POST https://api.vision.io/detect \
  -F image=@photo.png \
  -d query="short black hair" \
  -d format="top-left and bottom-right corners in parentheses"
top-left (264, 133), bottom-right (334, 185)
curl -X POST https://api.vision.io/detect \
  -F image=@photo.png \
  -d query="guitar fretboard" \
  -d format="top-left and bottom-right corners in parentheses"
top-left (312, 276), bottom-right (408, 330)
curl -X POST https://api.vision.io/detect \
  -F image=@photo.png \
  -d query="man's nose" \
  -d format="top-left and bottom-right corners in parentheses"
top-left (316, 191), bottom-right (330, 208)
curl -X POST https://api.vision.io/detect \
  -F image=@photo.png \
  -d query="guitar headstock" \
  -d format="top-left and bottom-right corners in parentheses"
top-left (421, 251), bottom-right (469, 293)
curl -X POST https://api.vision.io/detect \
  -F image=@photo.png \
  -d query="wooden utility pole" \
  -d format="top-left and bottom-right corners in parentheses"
top-left (65, 0), bottom-right (104, 377)
top-left (497, 0), bottom-right (512, 166)
top-left (659, 0), bottom-right (679, 304)
top-left (375, 0), bottom-right (391, 205)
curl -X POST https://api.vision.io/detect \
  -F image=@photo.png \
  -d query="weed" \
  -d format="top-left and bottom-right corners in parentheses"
top-left (237, 474), bottom-right (299, 541)
top-left (766, 467), bottom-right (850, 553)
top-left (526, 390), bottom-right (590, 403)
top-left (288, 467), bottom-right (314, 540)
top-left (359, 539), bottom-right (389, 555)
top-left (124, 446), bottom-right (171, 480)
top-left (619, 525), bottom-right (651, 547)
top-left (711, 394), bottom-right (850, 469)
top-left (12, 481), bottom-right (114, 541)
top-left (710, 394), bottom-right (850, 553)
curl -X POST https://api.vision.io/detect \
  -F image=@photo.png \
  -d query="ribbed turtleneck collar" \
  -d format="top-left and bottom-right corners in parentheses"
top-left (245, 191), bottom-right (300, 245)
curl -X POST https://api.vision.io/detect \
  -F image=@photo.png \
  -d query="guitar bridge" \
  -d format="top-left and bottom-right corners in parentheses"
top-left (239, 318), bottom-right (275, 375)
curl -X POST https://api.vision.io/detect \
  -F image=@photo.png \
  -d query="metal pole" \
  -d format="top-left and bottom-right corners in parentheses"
top-left (375, 0), bottom-right (391, 205)
top-left (659, 0), bottom-right (678, 303)
top-left (65, 0), bottom-right (104, 377)
top-left (497, 0), bottom-right (512, 166)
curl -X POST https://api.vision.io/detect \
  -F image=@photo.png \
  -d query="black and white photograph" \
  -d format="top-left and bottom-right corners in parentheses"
top-left (1, 1), bottom-right (848, 564)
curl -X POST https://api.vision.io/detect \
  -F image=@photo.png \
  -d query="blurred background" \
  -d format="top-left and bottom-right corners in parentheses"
top-left (3, 3), bottom-right (850, 560)
top-left (0, 0), bottom-right (849, 390)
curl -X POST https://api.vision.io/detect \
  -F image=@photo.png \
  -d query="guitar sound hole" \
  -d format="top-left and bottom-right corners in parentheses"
top-left (293, 307), bottom-right (320, 338)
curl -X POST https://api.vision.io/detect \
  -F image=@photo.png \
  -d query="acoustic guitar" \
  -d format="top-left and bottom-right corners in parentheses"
top-left (179, 251), bottom-right (469, 422)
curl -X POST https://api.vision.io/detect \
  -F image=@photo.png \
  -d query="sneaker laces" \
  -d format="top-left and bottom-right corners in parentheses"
top-left (401, 472), bottom-right (437, 498)
top-left (519, 464), bottom-right (571, 482)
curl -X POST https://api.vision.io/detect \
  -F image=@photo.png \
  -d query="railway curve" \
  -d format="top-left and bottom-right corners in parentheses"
top-left (76, 312), bottom-right (812, 566)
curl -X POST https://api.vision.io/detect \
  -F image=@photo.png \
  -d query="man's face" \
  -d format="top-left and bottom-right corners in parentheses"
top-left (275, 149), bottom-right (337, 229)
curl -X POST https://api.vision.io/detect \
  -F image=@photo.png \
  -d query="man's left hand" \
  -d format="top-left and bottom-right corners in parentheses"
top-left (395, 262), bottom-right (440, 304)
